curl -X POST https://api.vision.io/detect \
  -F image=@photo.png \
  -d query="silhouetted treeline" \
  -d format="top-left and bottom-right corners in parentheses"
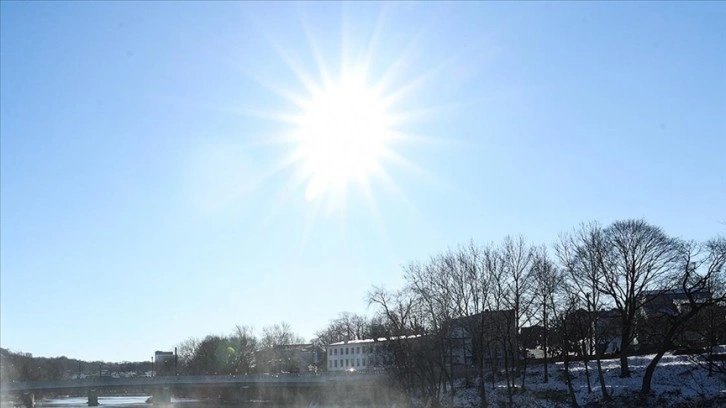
top-left (0, 348), bottom-right (149, 382)
top-left (362, 219), bottom-right (725, 407)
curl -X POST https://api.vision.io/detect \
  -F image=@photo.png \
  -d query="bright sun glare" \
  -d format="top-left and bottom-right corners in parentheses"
top-left (293, 74), bottom-right (393, 202)
top-left (249, 6), bottom-right (445, 216)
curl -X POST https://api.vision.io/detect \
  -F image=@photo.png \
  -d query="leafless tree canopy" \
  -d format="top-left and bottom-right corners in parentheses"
top-left (314, 312), bottom-right (372, 345)
top-left (597, 219), bottom-right (680, 377)
top-left (159, 219), bottom-right (720, 407)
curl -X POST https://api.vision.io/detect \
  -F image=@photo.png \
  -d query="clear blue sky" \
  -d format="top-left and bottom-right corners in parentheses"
top-left (1, 2), bottom-right (724, 362)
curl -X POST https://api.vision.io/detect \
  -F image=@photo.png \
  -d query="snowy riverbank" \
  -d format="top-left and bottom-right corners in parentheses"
top-left (449, 351), bottom-right (725, 407)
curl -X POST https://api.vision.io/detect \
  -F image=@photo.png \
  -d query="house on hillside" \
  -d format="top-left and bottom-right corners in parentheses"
top-left (637, 289), bottom-right (718, 350)
top-left (445, 310), bottom-right (517, 372)
top-left (640, 289), bottom-right (711, 318)
top-left (561, 308), bottom-right (621, 355)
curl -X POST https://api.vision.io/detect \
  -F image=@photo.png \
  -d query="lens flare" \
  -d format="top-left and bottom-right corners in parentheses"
top-left (292, 73), bottom-right (394, 203)
top-left (242, 4), bottom-right (450, 218)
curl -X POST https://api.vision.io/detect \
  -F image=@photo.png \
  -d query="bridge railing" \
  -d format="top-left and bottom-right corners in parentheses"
top-left (1, 371), bottom-right (387, 393)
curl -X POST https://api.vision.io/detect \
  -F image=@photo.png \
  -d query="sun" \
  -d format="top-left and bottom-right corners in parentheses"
top-left (243, 5), bottom-right (446, 216)
top-left (290, 73), bottom-right (396, 205)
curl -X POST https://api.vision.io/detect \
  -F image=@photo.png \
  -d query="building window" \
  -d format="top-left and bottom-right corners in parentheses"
top-left (362, 359), bottom-right (366, 366)
top-left (356, 346), bottom-right (360, 354)
top-left (334, 360), bottom-right (338, 368)
top-left (345, 359), bottom-right (349, 367)
top-left (357, 359), bottom-right (360, 366)
top-left (345, 348), bottom-right (349, 355)
top-left (334, 348), bottom-right (337, 355)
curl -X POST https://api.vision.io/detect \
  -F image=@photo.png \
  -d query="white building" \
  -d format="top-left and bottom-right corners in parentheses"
top-left (326, 339), bottom-right (383, 371)
top-left (326, 335), bottom-right (423, 371)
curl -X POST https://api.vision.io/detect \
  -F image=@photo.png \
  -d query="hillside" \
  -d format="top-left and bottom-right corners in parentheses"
top-left (0, 348), bottom-right (149, 382)
top-left (451, 351), bottom-right (726, 408)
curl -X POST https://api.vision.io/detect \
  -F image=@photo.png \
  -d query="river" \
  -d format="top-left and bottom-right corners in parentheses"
top-left (28, 395), bottom-right (388, 408)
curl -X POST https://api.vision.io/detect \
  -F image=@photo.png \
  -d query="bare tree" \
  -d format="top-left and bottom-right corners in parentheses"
top-left (530, 245), bottom-right (563, 384)
top-left (556, 287), bottom-right (582, 408)
top-left (404, 252), bottom-right (461, 404)
top-left (314, 312), bottom-right (371, 345)
top-left (368, 286), bottom-right (422, 336)
top-left (260, 322), bottom-right (305, 349)
top-left (368, 286), bottom-right (442, 407)
top-left (487, 242), bottom-right (521, 405)
top-left (259, 322), bottom-right (305, 374)
top-left (231, 325), bottom-right (257, 375)
top-left (598, 219), bottom-right (679, 377)
top-left (497, 235), bottom-right (534, 392)
top-left (691, 294), bottom-right (726, 376)
top-left (639, 237), bottom-right (726, 396)
top-left (175, 337), bottom-right (200, 375)
top-left (457, 241), bottom-right (494, 408)
top-left (556, 222), bottom-right (611, 401)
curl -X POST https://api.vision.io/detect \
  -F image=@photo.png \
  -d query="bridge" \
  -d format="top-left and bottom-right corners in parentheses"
top-left (1, 373), bottom-right (396, 407)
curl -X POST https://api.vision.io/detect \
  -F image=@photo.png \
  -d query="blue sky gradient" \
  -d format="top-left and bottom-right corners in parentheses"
top-left (1, 2), bottom-right (724, 362)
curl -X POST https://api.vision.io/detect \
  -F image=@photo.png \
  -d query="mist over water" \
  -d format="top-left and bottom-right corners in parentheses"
top-left (33, 396), bottom-right (375, 408)
top-left (40, 396), bottom-right (149, 407)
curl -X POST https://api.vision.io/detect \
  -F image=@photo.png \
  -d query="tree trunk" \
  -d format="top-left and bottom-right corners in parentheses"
top-left (640, 306), bottom-right (704, 395)
top-left (503, 341), bottom-right (514, 405)
top-left (489, 348), bottom-right (496, 391)
top-left (640, 349), bottom-right (667, 396)
top-left (520, 350), bottom-right (527, 390)
top-left (594, 352), bottom-right (611, 401)
top-left (479, 354), bottom-right (488, 408)
top-left (583, 357), bottom-right (592, 393)
top-left (563, 348), bottom-right (579, 407)
top-left (618, 322), bottom-right (632, 377)
top-left (543, 318), bottom-right (549, 383)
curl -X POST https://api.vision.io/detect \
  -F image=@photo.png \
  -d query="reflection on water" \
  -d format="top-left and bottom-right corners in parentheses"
top-left (36, 396), bottom-right (338, 408)
top-left (40, 396), bottom-right (150, 407)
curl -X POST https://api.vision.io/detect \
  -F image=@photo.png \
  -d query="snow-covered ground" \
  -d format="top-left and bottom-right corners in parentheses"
top-left (450, 351), bottom-right (726, 407)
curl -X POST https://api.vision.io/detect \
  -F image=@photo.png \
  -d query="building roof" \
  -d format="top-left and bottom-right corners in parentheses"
top-left (328, 335), bottom-right (422, 346)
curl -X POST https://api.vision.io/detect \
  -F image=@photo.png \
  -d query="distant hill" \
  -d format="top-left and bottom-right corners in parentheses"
top-left (0, 348), bottom-right (149, 382)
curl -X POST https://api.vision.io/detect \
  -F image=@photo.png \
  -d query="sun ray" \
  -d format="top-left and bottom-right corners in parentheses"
top-left (367, 161), bottom-right (421, 216)
top-left (356, 174), bottom-right (393, 247)
top-left (369, 32), bottom-right (424, 100)
top-left (262, 34), bottom-right (324, 101)
top-left (241, 3), bottom-right (462, 220)
top-left (383, 130), bottom-right (456, 150)
top-left (240, 12), bottom-right (325, 100)
top-left (360, 3), bottom-right (391, 75)
top-left (298, 9), bottom-right (334, 92)
top-left (376, 36), bottom-right (482, 112)
top-left (378, 62), bottom-right (450, 111)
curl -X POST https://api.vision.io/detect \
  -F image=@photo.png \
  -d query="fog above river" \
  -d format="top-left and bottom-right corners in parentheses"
top-left (30, 396), bottom-right (369, 408)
